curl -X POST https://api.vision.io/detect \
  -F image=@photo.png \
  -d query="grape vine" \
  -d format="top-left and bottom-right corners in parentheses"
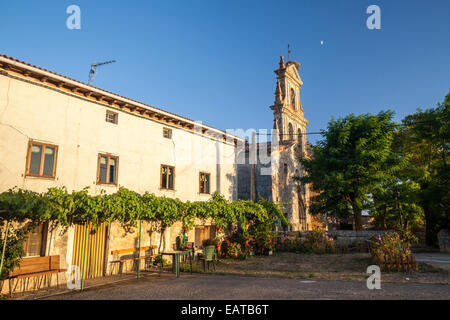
top-left (0, 187), bottom-right (289, 232)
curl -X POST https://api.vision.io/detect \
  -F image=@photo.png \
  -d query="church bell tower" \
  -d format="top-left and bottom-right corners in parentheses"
top-left (270, 56), bottom-right (308, 153)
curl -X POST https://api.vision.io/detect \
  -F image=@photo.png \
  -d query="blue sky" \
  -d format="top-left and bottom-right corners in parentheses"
top-left (1, 0), bottom-right (449, 143)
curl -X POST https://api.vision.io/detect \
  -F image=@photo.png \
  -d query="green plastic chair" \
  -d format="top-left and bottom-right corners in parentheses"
top-left (197, 245), bottom-right (216, 272)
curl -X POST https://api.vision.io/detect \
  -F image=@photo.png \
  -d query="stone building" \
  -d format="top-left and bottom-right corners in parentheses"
top-left (0, 53), bottom-right (315, 292)
top-left (0, 53), bottom-right (243, 288)
top-left (237, 57), bottom-right (312, 231)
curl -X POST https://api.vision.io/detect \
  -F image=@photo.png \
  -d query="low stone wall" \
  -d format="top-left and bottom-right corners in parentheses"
top-left (277, 230), bottom-right (394, 246)
top-left (438, 229), bottom-right (450, 253)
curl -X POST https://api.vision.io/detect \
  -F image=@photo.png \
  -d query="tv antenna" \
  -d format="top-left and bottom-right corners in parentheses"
top-left (88, 60), bottom-right (116, 85)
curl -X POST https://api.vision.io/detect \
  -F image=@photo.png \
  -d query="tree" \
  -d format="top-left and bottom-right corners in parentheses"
top-left (370, 175), bottom-right (424, 230)
top-left (396, 90), bottom-right (450, 245)
top-left (298, 111), bottom-right (399, 230)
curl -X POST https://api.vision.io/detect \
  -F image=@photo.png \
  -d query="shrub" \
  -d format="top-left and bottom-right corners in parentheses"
top-left (369, 231), bottom-right (417, 259)
top-left (275, 235), bottom-right (301, 252)
top-left (0, 222), bottom-right (35, 281)
top-left (227, 242), bottom-right (244, 259)
top-left (300, 230), bottom-right (335, 254)
top-left (254, 229), bottom-right (275, 254)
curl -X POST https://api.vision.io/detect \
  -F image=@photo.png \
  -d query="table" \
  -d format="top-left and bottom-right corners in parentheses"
top-left (159, 250), bottom-right (193, 278)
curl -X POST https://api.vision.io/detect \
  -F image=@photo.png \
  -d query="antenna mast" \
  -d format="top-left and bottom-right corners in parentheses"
top-left (88, 60), bottom-right (116, 85)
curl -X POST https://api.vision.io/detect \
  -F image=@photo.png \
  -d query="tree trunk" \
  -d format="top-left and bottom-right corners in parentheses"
top-left (420, 183), bottom-right (438, 247)
top-left (379, 207), bottom-right (388, 229)
top-left (348, 194), bottom-right (363, 231)
top-left (424, 204), bottom-right (438, 246)
top-left (158, 226), bottom-right (165, 253)
top-left (353, 206), bottom-right (363, 231)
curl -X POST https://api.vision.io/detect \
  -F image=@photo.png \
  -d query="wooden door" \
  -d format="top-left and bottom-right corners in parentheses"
top-left (72, 222), bottom-right (108, 279)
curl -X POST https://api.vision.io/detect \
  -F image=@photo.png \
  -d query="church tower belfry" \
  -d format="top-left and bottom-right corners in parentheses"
top-left (270, 56), bottom-right (308, 153)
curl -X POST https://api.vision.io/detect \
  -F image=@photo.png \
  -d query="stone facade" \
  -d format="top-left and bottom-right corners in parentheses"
top-left (237, 155), bottom-right (273, 201)
top-left (237, 57), bottom-right (312, 231)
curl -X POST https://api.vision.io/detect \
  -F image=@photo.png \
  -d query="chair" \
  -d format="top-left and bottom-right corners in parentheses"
top-left (197, 245), bottom-right (217, 272)
top-left (185, 242), bottom-right (195, 262)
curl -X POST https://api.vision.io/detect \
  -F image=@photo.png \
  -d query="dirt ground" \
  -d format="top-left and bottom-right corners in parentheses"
top-left (40, 273), bottom-right (450, 300)
top-left (7, 252), bottom-right (449, 300)
top-left (201, 252), bottom-right (450, 284)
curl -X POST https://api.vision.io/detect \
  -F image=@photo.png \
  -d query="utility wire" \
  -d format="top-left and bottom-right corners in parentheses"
top-left (255, 119), bottom-right (446, 136)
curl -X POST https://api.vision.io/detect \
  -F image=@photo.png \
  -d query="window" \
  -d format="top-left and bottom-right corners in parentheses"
top-left (163, 127), bottom-right (172, 139)
top-left (288, 123), bottom-right (294, 141)
top-left (199, 172), bottom-right (210, 194)
top-left (105, 110), bottom-right (118, 124)
top-left (297, 128), bottom-right (303, 152)
top-left (161, 165), bottom-right (175, 190)
top-left (26, 140), bottom-right (58, 178)
top-left (291, 88), bottom-right (296, 109)
top-left (23, 223), bottom-right (48, 257)
top-left (97, 154), bottom-right (119, 185)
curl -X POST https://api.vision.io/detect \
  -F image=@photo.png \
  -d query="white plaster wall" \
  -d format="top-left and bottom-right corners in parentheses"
top-left (0, 73), bottom-right (239, 281)
top-left (0, 74), bottom-right (237, 201)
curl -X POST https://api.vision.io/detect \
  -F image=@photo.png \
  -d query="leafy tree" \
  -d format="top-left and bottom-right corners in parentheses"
top-left (396, 90), bottom-right (450, 245)
top-left (370, 176), bottom-right (424, 230)
top-left (298, 111), bottom-right (399, 230)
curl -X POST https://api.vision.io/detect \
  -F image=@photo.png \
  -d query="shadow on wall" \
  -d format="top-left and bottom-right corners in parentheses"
top-left (226, 172), bottom-right (237, 201)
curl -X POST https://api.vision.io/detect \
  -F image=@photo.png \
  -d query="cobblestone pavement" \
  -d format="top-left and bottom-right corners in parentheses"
top-left (39, 273), bottom-right (450, 300)
top-left (414, 253), bottom-right (450, 271)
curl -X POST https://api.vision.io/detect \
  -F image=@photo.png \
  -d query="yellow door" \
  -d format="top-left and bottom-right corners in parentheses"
top-left (72, 222), bottom-right (108, 279)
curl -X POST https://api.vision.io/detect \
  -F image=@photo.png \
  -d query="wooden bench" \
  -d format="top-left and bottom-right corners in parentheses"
top-left (8, 255), bottom-right (66, 295)
top-left (109, 245), bottom-right (158, 275)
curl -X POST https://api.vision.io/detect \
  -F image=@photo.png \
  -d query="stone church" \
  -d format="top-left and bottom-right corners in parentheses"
top-left (237, 56), bottom-right (312, 231)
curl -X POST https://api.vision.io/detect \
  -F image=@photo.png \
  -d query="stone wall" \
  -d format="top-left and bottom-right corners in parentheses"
top-left (236, 162), bottom-right (273, 201)
top-left (278, 230), bottom-right (394, 245)
top-left (438, 229), bottom-right (450, 253)
top-left (237, 163), bottom-right (251, 201)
